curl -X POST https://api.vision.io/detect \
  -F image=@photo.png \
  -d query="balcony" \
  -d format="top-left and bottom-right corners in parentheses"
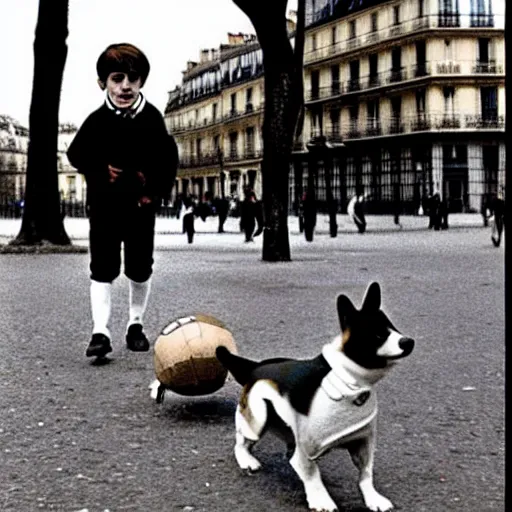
top-left (347, 37), bottom-right (361, 51)
top-left (473, 61), bottom-right (503, 74)
top-left (465, 114), bottom-right (504, 129)
top-left (411, 117), bottom-right (431, 132)
top-left (301, 60), bottom-right (501, 105)
top-left (179, 152), bottom-right (221, 169)
top-left (304, 12), bottom-right (505, 67)
top-left (388, 68), bottom-right (405, 84)
top-left (348, 79), bottom-right (361, 92)
top-left (436, 61), bottom-right (461, 74)
top-left (438, 13), bottom-right (460, 27)
top-left (365, 32), bottom-right (380, 44)
top-left (470, 13), bottom-right (494, 27)
top-left (389, 24), bottom-right (404, 37)
top-left (438, 115), bottom-right (461, 129)
top-left (343, 113), bottom-right (504, 139)
top-left (389, 120), bottom-right (405, 134)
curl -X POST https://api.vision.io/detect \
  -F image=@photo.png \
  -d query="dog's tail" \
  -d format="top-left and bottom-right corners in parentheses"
top-left (216, 346), bottom-right (258, 386)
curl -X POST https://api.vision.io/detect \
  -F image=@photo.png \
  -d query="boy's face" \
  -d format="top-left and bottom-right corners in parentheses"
top-left (99, 71), bottom-right (142, 109)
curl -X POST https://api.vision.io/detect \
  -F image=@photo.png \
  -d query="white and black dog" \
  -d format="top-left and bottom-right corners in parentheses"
top-left (216, 282), bottom-right (414, 512)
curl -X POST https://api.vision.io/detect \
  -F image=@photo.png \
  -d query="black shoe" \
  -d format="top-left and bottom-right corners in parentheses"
top-left (126, 324), bottom-right (150, 352)
top-left (86, 333), bottom-right (112, 358)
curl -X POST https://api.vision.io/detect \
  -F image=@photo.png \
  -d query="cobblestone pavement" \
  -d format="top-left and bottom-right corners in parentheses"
top-left (0, 225), bottom-right (504, 512)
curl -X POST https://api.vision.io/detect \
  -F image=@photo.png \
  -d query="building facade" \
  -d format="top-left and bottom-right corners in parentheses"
top-left (296, 0), bottom-right (505, 214)
top-left (0, 117), bottom-right (85, 216)
top-left (0, 115), bottom-right (29, 207)
top-left (165, 33), bottom-right (266, 202)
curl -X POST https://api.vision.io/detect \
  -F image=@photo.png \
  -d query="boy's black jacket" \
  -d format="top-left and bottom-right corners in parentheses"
top-left (67, 101), bottom-right (178, 209)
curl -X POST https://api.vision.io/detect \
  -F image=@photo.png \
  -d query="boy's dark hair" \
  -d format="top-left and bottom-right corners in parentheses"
top-left (96, 43), bottom-right (150, 86)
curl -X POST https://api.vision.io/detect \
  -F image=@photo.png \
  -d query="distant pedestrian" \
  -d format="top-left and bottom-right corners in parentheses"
top-left (67, 42), bottom-right (178, 359)
top-left (174, 193), bottom-right (183, 219)
top-left (240, 187), bottom-right (258, 242)
top-left (490, 190), bottom-right (505, 247)
top-left (347, 194), bottom-right (366, 233)
top-left (428, 192), bottom-right (441, 230)
top-left (213, 196), bottom-right (230, 233)
top-left (182, 196), bottom-right (195, 244)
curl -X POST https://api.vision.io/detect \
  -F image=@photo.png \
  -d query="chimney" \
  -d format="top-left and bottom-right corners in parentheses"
top-left (227, 32), bottom-right (245, 45)
top-left (199, 49), bottom-right (210, 63)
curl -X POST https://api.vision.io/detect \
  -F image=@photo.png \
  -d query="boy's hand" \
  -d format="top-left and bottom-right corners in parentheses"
top-left (108, 164), bottom-right (123, 183)
top-left (139, 196), bottom-right (152, 206)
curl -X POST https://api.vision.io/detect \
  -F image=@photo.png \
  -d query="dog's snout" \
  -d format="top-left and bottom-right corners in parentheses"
top-left (399, 337), bottom-right (414, 355)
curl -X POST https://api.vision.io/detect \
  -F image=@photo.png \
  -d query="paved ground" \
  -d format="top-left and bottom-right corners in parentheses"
top-left (0, 219), bottom-right (504, 512)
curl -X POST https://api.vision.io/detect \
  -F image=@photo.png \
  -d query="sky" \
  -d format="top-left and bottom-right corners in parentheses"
top-left (0, 0), bottom-right (297, 128)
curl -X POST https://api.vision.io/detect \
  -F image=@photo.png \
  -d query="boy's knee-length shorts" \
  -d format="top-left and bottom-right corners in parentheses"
top-left (89, 203), bottom-right (156, 283)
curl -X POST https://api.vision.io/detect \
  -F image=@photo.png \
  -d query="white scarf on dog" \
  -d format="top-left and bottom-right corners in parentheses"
top-left (299, 344), bottom-right (384, 460)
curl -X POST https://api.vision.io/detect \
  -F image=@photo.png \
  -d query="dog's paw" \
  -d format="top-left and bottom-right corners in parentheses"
top-left (307, 493), bottom-right (338, 512)
top-left (364, 492), bottom-right (394, 512)
top-left (234, 447), bottom-right (262, 473)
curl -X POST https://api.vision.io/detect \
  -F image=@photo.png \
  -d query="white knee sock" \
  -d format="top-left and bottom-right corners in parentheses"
top-left (128, 278), bottom-right (151, 329)
top-left (90, 280), bottom-right (112, 338)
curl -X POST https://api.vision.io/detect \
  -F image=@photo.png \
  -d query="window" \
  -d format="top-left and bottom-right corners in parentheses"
top-left (311, 70), bottom-right (320, 100)
top-left (196, 138), bottom-right (202, 157)
top-left (311, 33), bottom-right (317, 51)
top-left (443, 87), bottom-right (455, 115)
top-left (391, 47), bottom-right (402, 82)
top-left (246, 127), bottom-right (255, 156)
top-left (367, 100), bottom-right (380, 134)
top-left (481, 86), bottom-right (498, 120)
top-left (349, 20), bottom-right (356, 39)
top-left (330, 108), bottom-right (340, 135)
top-left (418, 0), bottom-right (424, 17)
top-left (331, 26), bottom-right (337, 45)
top-left (229, 132), bottom-right (238, 158)
top-left (331, 65), bottom-right (340, 94)
top-left (246, 88), bottom-right (253, 112)
top-left (371, 12), bottom-right (378, 32)
top-left (478, 38), bottom-right (490, 63)
top-left (393, 5), bottom-right (400, 25)
top-left (212, 103), bottom-right (218, 122)
top-left (230, 93), bottom-right (236, 115)
top-left (349, 60), bottom-right (360, 90)
top-left (369, 54), bottom-right (379, 85)
top-left (415, 41), bottom-right (427, 76)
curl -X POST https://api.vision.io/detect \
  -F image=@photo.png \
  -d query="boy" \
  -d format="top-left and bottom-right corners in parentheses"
top-left (67, 43), bottom-right (178, 358)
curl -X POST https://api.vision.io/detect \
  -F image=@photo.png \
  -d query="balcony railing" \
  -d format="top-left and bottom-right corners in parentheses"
top-left (341, 113), bottom-right (504, 140)
top-left (304, 13), bottom-right (499, 65)
top-left (304, 60), bottom-right (503, 104)
top-left (473, 61), bottom-right (504, 74)
top-left (470, 13), bottom-right (494, 27)
top-left (438, 13), bottom-right (460, 27)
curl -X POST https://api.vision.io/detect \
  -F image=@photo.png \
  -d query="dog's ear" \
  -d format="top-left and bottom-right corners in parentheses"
top-left (361, 282), bottom-right (381, 312)
top-left (337, 294), bottom-right (357, 331)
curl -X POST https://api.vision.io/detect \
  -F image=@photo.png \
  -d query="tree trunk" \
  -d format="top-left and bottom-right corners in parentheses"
top-left (11, 0), bottom-right (70, 246)
top-left (233, 0), bottom-right (304, 261)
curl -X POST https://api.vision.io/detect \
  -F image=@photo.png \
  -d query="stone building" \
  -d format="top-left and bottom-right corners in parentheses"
top-left (0, 117), bottom-right (85, 214)
top-left (165, 31), bottom-right (268, 202)
top-left (295, 0), bottom-right (505, 214)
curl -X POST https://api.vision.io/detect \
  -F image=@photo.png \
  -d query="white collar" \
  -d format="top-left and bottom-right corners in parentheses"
top-left (105, 92), bottom-right (146, 118)
top-left (320, 339), bottom-right (388, 400)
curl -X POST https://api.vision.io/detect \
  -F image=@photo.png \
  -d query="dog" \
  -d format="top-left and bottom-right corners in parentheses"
top-left (216, 282), bottom-right (414, 512)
